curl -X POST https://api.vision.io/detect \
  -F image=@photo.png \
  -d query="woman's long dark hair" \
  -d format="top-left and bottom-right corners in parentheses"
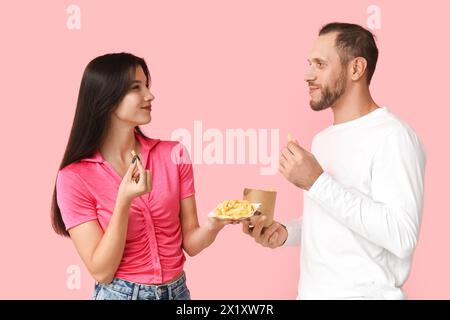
top-left (51, 52), bottom-right (151, 237)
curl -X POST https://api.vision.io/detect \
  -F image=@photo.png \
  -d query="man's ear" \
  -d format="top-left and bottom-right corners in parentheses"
top-left (351, 57), bottom-right (367, 81)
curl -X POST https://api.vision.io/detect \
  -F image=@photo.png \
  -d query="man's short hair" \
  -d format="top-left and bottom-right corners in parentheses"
top-left (319, 22), bottom-right (379, 85)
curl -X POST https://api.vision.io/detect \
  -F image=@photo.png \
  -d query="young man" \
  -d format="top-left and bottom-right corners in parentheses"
top-left (243, 22), bottom-right (426, 299)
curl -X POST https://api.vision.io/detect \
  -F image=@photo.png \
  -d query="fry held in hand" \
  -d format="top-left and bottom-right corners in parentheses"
top-left (288, 133), bottom-right (294, 142)
top-left (131, 149), bottom-right (140, 163)
top-left (131, 150), bottom-right (141, 182)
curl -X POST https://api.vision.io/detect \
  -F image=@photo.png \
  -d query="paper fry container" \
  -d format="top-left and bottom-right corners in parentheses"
top-left (243, 188), bottom-right (277, 227)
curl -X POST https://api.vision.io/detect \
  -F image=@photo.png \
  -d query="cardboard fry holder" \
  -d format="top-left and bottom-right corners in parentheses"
top-left (243, 188), bottom-right (277, 227)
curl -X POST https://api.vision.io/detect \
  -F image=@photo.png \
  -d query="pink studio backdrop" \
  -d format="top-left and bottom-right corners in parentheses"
top-left (0, 0), bottom-right (448, 299)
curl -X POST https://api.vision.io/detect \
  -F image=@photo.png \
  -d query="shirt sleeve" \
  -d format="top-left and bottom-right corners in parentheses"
top-left (306, 128), bottom-right (426, 259)
top-left (176, 142), bottom-right (196, 200)
top-left (56, 169), bottom-right (98, 231)
top-left (283, 217), bottom-right (302, 246)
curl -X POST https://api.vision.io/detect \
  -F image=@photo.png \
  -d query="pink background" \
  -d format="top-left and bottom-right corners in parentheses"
top-left (0, 0), bottom-right (449, 299)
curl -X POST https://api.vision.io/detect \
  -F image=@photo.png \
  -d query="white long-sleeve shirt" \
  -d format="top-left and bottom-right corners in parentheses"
top-left (284, 107), bottom-right (426, 299)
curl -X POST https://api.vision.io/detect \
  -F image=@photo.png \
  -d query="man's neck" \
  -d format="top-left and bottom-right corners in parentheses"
top-left (331, 85), bottom-right (379, 125)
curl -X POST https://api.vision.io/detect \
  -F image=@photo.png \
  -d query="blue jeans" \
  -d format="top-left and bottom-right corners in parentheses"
top-left (92, 272), bottom-right (191, 300)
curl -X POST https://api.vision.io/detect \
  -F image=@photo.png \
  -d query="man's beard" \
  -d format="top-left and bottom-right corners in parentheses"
top-left (310, 70), bottom-right (347, 111)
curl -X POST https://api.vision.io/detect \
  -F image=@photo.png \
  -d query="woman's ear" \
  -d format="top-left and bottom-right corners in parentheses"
top-left (351, 57), bottom-right (368, 82)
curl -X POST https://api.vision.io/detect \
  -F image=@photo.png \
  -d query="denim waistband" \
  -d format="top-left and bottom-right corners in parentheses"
top-left (98, 272), bottom-right (187, 299)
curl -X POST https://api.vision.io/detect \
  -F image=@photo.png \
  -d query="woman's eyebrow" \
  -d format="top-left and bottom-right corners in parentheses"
top-left (130, 80), bottom-right (142, 84)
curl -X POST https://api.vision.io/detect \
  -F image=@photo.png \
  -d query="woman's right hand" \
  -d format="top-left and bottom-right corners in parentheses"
top-left (117, 159), bottom-right (152, 204)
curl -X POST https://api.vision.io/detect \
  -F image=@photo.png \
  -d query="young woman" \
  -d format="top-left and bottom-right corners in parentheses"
top-left (51, 52), bottom-right (232, 300)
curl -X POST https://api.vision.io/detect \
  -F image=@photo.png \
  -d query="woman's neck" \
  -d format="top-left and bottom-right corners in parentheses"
top-left (100, 123), bottom-right (139, 164)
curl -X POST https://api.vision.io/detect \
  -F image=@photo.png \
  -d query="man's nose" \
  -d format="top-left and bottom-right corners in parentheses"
top-left (304, 67), bottom-right (316, 83)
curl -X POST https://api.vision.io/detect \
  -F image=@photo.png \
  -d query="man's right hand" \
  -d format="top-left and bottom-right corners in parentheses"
top-left (242, 216), bottom-right (288, 249)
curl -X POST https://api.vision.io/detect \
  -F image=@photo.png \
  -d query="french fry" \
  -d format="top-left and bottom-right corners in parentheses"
top-left (131, 149), bottom-right (140, 163)
top-left (287, 133), bottom-right (294, 143)
top-left (130, 150), bottom-right (141, 182)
